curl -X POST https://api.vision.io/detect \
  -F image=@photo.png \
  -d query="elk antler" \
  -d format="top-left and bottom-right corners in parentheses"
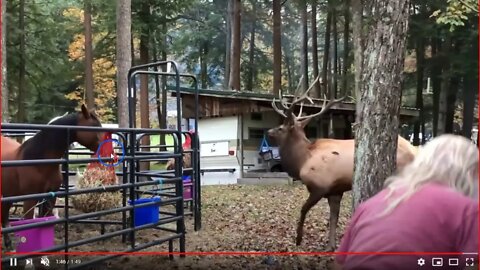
top-left (271, 75), bottom-right (347, 122)
top-left (272, 75), bottom-right (320, 118)
top-left (296, 94), bottom-right (347, 121)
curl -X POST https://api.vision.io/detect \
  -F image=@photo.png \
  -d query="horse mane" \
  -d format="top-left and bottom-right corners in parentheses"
top-left (19, 112), bottom-right (79, 160)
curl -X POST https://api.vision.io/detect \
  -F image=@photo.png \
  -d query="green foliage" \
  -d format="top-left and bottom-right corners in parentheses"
top-left (430, 0), bottom-right (478, 31)
top-left (5, 0), bottom-right (476, 127)
top-left (6, 0), bottom-right (81, 123)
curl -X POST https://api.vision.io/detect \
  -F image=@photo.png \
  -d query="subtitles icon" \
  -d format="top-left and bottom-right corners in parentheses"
top-left (466, 258), bottom-right (475, 266)
top-left (417, 258), bottom-right (426, 266)
top-left (448, 258), bottom-right (459, 266)
top-left (432, 258), bottom-right (443, 267)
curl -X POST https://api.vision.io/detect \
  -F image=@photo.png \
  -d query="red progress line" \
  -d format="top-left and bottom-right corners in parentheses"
top-left (5, 251), bottom-right (464, 256)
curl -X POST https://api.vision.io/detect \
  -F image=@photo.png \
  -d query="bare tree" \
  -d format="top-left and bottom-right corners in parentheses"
top-left (321, 1), bottom-right (331, 97)
top-left (228, 0), bottom-right (241, 91)
top-left (300, 0), bottom-right (309, 91)
top-left (311, 0), bottom-right (320, 97)
top-left (84, 0), bottom-right (95, 109)
top-left (247, 0), bottom-right (257, 91)
top-left (17, 0), bottom-right (26, 123)
top-left (332, 5), bottom-right (338, 98)
top-left (2, 0), bottom-right (8, 122)
top-left (116, 0), bottom-right (132, 128)
top-left (272, 0), bottom-right (281, 96)
top-left (342, 0), bottom-right (350, 96)
top-left (351, 0), bottom-right (363, 121)
top-left (437, 36), bottom-right (452, 136)
top-left (352, 0), bottom-right (410, 209)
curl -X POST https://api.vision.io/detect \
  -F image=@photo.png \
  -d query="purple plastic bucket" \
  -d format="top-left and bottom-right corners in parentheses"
top-left (10, 216), bottom-right (56, 252)
top-left (183, 180), bottom-right (194, 200)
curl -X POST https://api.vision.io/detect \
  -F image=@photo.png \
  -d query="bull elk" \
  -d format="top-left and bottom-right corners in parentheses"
top-left (267, 76), bottom-right (418, 251)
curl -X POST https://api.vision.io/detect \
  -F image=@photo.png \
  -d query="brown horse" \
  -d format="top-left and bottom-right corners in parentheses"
top-left (1, 104), bottom-right (103, 250)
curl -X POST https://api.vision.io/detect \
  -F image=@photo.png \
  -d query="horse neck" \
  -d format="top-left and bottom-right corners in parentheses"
top-left (21, 129), bottom-right (74, 160)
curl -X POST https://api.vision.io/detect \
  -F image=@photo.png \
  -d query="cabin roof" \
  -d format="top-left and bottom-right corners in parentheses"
top-left (168, 86), bottom-right (419, 120)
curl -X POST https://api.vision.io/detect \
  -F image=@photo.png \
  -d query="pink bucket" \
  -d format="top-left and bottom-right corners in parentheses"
top-left (10, 216), bottom-right (56, 252)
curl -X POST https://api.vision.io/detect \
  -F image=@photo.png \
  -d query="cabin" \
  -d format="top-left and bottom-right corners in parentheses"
top-left (172, 87), bottom-right (420, 183)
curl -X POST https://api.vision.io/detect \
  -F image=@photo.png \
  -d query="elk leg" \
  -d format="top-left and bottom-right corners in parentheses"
top-left (296, 192), bottom-right (323, 246)
top-left (326, 194), bottom-right (343, 251)
top-left (2, 202), bottom-right (12, 250)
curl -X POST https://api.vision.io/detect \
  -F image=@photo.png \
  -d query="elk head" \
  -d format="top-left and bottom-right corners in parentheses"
top-left (267, 75), bottom-right (347, 146)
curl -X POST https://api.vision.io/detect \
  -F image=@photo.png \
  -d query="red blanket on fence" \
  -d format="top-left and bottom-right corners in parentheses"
top-left (86, 132), bottom-right (118, 185)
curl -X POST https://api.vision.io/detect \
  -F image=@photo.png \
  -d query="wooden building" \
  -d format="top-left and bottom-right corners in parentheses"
top-left (172, 88), bottom-right (419, 179)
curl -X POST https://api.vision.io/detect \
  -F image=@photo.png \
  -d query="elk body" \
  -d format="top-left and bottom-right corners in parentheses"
top-left (267, 76), bottom-right (418, 251)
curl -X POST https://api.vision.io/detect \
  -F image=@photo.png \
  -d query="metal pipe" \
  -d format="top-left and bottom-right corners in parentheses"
top-left (2, 220), bottom-right (183, 264)
top-left (2, 180), bottom-right (179, 204)
top-left (1, 123), bottom-right (180, 134)
top-left (2, 197), bottom-right (181, 234)
top-left (69, 233), bottom-right (183, 270)
top-left (1, 154), bottom-right (181, 167)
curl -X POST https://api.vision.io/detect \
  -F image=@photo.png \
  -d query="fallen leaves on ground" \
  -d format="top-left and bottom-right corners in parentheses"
top-left (47, 184), bottom-right (353, 269)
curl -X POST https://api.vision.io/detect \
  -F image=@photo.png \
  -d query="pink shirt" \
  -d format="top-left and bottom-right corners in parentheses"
top-left (336, 183), bottom-right (478, 270)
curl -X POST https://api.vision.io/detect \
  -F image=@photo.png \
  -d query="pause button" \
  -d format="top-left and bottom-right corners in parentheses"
top-left (9, 257), bottom-right (18, 266)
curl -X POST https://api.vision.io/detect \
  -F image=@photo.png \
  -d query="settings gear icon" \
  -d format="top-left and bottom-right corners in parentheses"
top-left (417, 258), bottom-right (426, 266)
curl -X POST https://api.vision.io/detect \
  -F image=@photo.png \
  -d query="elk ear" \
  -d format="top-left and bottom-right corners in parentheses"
top-left (81, 104), bottom-right (91, 119)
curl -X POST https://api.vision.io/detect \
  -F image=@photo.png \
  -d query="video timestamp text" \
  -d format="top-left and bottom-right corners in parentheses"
top-left (56, 259), bottom-right (82, 265)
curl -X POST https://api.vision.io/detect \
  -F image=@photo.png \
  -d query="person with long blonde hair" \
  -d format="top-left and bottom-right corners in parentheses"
top-left (334, 134), bottom-right (478, 270)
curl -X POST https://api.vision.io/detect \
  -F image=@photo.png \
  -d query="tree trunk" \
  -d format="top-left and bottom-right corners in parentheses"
top-left (17, 0), bottom-right (26, 123)
top-left (431, 37), bottom-right (441, 136)
top-left (130, 34), bottom-right (135, 66)
top-left (201, 41), bottom-right (209, 89)
top-left (228, 0), bottom-right (241, 91)
top-left (462, 40), bottom-right (477, 139)
top-left (311, 0), bottom-right (320, 97)
top-left (84, 0), bottom-right (95, 109)
top-left (300, 0), bottom-right (309, 91)
top-left (342, 0), bottom-right (350, 97)
top-left (351, 0), bottom-right (363, 124)
top-left (2, 0), bottom-right (8, 122)
top-left (272, 0), bottom-right (281, 96)
top-left (286, 55), bottom-right (293, 92)
top-left (247, 0), bottom-right (256, 91)
top-left (437, 37), bottom-right (451, 136)
top-left (139, 2), bottom-right (150, 135)
top-left (413, 37), bottom-right (425, 146)
top-left (116, 0), bottom-right (131, 128)
top-left (152, 27), bottom-right (167, 152)
top-left (445, 75), bottom-right (459, 133)
top-left (321, 3), bottom-right (331, 97)
top-left (332, 5), bottom-right (338, 99)
top-left (225, 0), bottom-right (233, 89)
top-left (462, 75), bottom-right (476, 139)
top-left (152, 41), bottom-right (162, 129)
top-left (160, 24), bottom-right (168, 149)
top-left (352, 0), bottom-right (410, 209)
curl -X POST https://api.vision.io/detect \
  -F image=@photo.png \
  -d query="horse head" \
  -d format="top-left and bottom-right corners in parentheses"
top-left (75, 104), bottom-right (104, 153)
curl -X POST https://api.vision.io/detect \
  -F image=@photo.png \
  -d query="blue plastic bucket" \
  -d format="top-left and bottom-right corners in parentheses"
top-left (128, 197), bottom-right (161, 227)
top-left (182, 175), bottom-right (191, 181)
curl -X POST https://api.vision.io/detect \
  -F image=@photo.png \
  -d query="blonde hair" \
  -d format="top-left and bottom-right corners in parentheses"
top-left (380, 134), bottom-right (478, 216)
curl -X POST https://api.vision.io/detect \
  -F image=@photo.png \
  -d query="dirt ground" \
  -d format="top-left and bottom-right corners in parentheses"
top-left (6, 184), bottom-right (353, 270)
